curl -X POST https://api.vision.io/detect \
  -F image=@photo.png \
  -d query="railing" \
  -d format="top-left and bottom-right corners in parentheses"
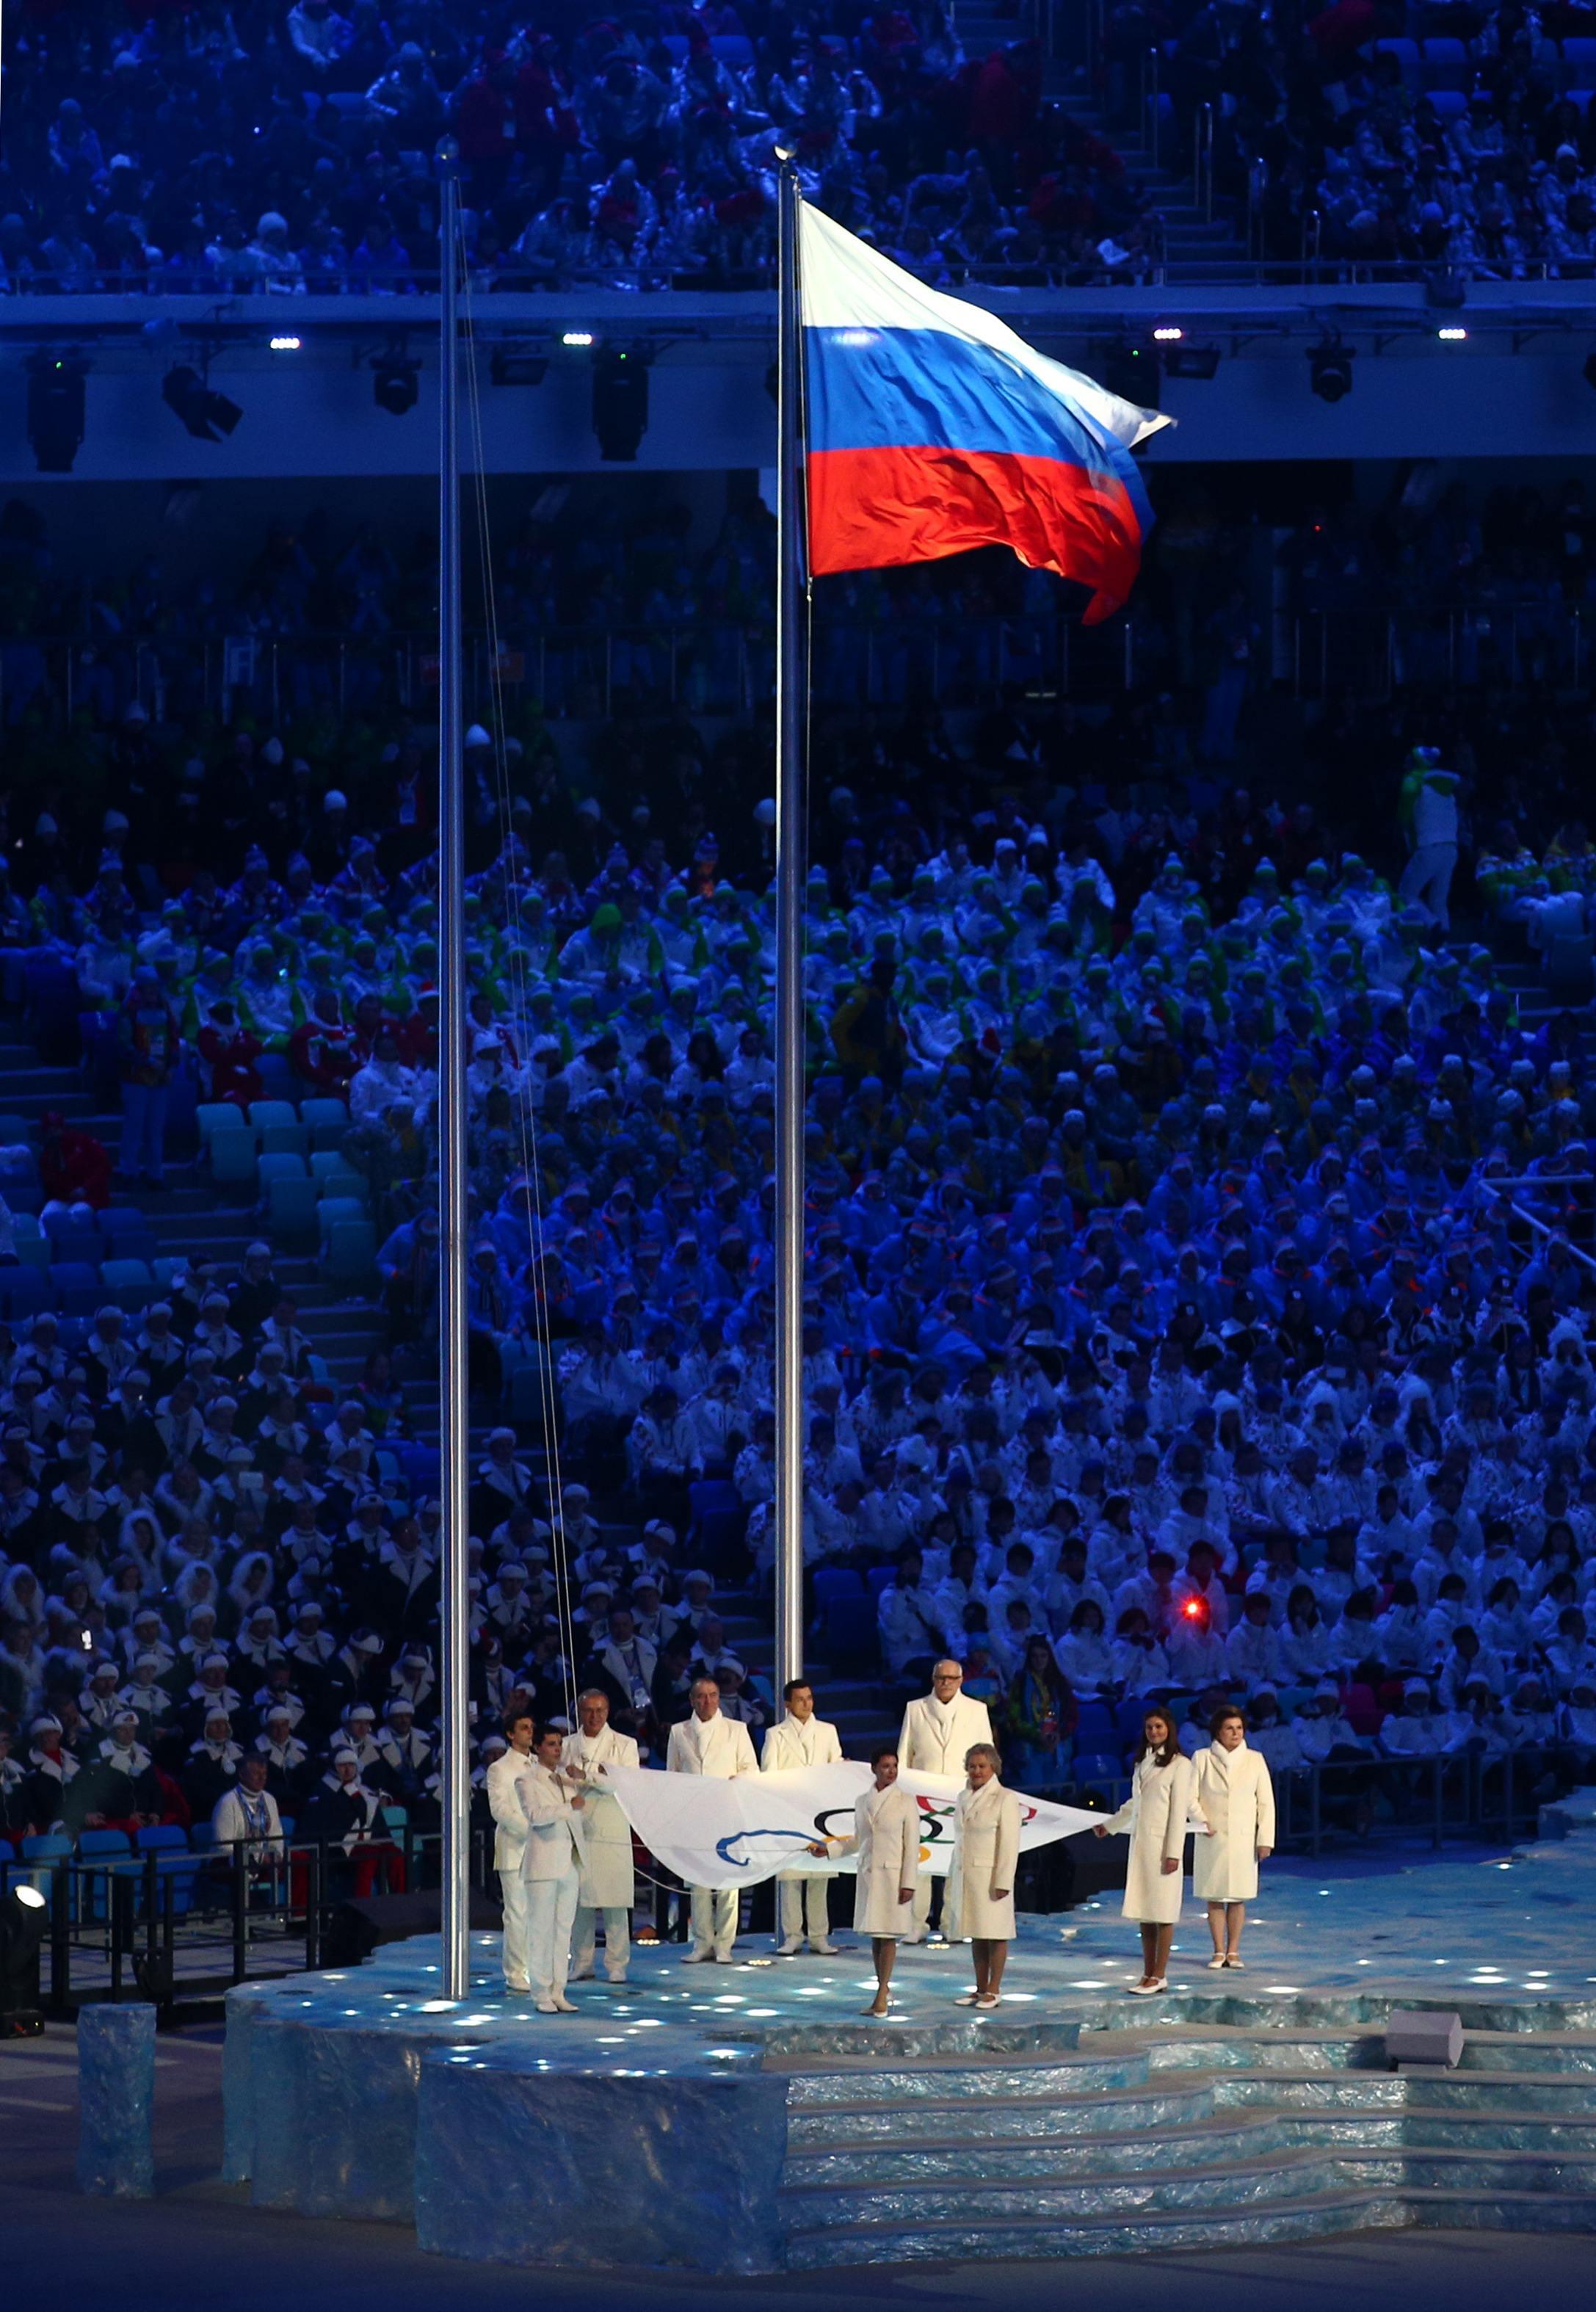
top-left (1051, 1747), bottom-right (1570, 1863)
top-left (1194, 102), bottom-right (1216, 225)
top-left (7, 601), bottom-right (1596, 739)
top-left (1, 1824), bottom-right (496, 2013)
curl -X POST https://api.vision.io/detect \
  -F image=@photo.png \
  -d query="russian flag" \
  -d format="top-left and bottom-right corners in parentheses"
top-left (799, 203), bottom-right (1171, 624)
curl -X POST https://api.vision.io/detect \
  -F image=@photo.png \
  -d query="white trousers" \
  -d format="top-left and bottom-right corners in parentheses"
top-left (526, 1865), bottom-right (580, 1999)
top-left (1399, 841), bottom-right (1457, 928)
top-left (573, 1903), bottom-right (631, 1979)
top-left (777, 1874), bottom-right (831, 1943)
top-left (499, 1868), bottom-right (531, 1988)
top-left (689, 1882), bottom-right (738, 1956)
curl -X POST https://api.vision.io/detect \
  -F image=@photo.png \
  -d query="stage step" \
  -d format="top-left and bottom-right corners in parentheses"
top-left (786, 2073), bottom-right (1211, 2148)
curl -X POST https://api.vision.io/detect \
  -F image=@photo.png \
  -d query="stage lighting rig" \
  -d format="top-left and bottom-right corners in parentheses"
top-left (1308, 333), bottom-right (1354, 403)
top-left (26, 350), bottom-right (87, 472)
top-left (162, 362), bottom-right (243, 441)
top-left (592, 346), bottom-right (650, 461)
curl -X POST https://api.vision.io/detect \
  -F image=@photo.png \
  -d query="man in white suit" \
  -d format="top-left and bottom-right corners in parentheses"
top-left (897, 1658), bottom-right (993, 1941)
top-left (518, 1722), bottom-right (589, 2012)
top-left (665, 1674), bottom-right (758, 1960)
top-left (560, 1688), bottom-right (639, 1984)
top-left (211, 1753), bottom-right (283, 1861)
top-left (761, 1677), bottom-right (843, 1955)
top-left (487, 1705), bottom-right (537, 1991)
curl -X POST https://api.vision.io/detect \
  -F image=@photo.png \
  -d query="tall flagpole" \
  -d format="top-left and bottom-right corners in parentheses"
top-left (435, 137), bottom-right (471, 1999)
top-left (773, 153), bottom-right (806, 1694)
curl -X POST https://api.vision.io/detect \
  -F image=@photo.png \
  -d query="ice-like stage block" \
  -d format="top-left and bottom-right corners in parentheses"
top-left (77, 2002), bottom-right (156, 2198)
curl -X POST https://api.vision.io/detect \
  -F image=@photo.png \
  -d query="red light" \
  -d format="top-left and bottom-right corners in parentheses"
top-left (1183, 1598), bottom-right (1203, 1618)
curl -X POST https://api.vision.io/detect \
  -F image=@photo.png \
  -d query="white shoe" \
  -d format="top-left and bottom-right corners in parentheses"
top-left (1225, 1956), bottom-right (1244, 1971)
top-left (713, 1948), bottom-right (736, 1965)
top-left (953, 1990), bottom-right (981, 2007)
top-left (552, 1994), bottom-right (578, 2013)
top-left (808, 1938), bottom-right (839, 1956)
top-left (534, 1997), bottom-right (558, 2014)
top-left (682, 1946), bottom-right (714, 1963)
top-left (504, 1982), bottom-right (531, 1996)
top-left (1126, 1980), bottom-right (1160, 1997)
top-left (1205, 1954), bottom-right (1228, 1970)
top-left (975, 1994), bottom-right (999, 2010)
top-left (605, 1974), bottom-right (628, 1987)
top-left (775, 1938), bottom-right (803, 1957)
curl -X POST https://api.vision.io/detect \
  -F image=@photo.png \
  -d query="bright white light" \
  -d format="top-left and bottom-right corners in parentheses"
top-left (14, 1885), bottom-right (46, 1911)
top-left (418, 1998), bottom-right (455, 2012)
top-left (1437, 326), bottom-right (1467, 342)
top-left (833, 328), bottom-right (877, 347)
top-left (269, 335), bottom-right (302, 352)
top-left (1153, 325), bottom-right (1183, 343)
top-left (562, 330), bottom-right (595, 347)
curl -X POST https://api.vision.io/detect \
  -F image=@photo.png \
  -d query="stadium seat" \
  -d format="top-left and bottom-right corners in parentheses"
top-left (43, 1211), bottom-right (100, 1261)
top-left (208, 1129), bottom-right (259, 1189)
top-left (48, 1261), bottom-right (102, 1316)
top-left (813, 1568), bottom-right (866, 1609)
top-left (300, 1098), bottom-right (352, 1150)
top-left (0, 1112), bottom-right (32, 1145)
top-left (866, 1564), bottom-right (896, 1601)
top-left (100, 1256), bottom-right (155, 1311)
top-left (11, 1214), bottom-right (49, 1270)
top-left (261, 1120), bottom-right (311, 1158)
top-left (1, 1268), bottom-right (54, 1322)
top-left (1564, 37), bottom-right (1596, 86)
top-left (824, 1592), bottom-right (879, 1671)
top-left (325, 1217), bottom-right (377, 1282)
top-left (195, 1101), bottom-right (245, 1147)
top-left (268, 1173), bottom-right (321, 1236)
top-left (311, 1152), bottom-right (363, 1194)
top-left (1420, 35), bottom-right (1467, 87)
top-left (317, 1194), bottom-right (366, 1249)
top-left (1373, 36), bottom-right (1420, 84)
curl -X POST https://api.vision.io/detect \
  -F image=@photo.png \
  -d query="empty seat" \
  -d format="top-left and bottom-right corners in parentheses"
top-left (261, 1120), bottom-right (311, 1158)
top-left (248, 1099), bottom-right (298, 1132)
top-left (195, 1101), bottom-right (247, 1147)
top-left (268, 1175), bottom-right (321, 1236)
top-left (2, 1269), bottom-right (54, 1321)
top-left (208, 1129), bottom-right (258, 1189)
top-left (300, 1098), bottom-right (351, 1150)
top-left (1565, 36), bottom-right (1596, 85)
top-left (48, 1261), bottom-right (102, 1316)
top-left (1421, 35), bottom-right (1468, 86)
top-left (257, 1150), bottom-right (309, 1185)
top-left (1373, 35), bottom-right (1420, 84)
top-left (325, 1217), bottom-right (377, 1283)
top-left (100, 1256), bottom-right (155, 1312)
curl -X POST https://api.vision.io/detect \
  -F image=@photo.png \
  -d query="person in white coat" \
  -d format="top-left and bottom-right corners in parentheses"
top-left (560, 1688), bottom-right (639, 1985)
top-left (487, 1704), bottom-right (537, 1991)
top-left (810, 1742), bottom-right (919, 2015)
top-left (517, 1722), bottom-right (588, 2013)
top-left (1093, 1705), bottom-right (1197, 1996)
top-left (897, 1659), bottom-right (993, 1941)
top-left (211, 1753), bottom-right (283, 1862)
top-left (1191, 1703), bottom-right (1275, 1970)
top-left (946, 1742), bottom-right (1022, 2010)
top-left (761, 1677), bottom-right (844, 1954)
top-left (664, 1675), bottom-right (759, 1961)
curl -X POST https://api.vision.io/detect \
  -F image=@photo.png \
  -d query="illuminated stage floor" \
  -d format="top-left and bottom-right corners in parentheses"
top-left (224, 1797), bottom-right (1596, 2271)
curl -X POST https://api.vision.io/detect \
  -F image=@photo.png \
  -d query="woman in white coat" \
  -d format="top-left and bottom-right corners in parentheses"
top-left (811, 1742), bottom-right (920, 2015)
top-left (1191, 1703), bottom-right (1274, 1969)
top-left (1093, 1705), bottom-right (1195, 1996)
top-left (946, 1742), bottom-right (1021, 2010)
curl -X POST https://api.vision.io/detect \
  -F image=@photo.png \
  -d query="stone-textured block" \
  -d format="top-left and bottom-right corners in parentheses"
top-left (415, 2054), bottom-right (789, 2272)
top-left (77, 2002), bottom-right (156, 2199)
top-left (250, 2015), bottom-right (426, 2220)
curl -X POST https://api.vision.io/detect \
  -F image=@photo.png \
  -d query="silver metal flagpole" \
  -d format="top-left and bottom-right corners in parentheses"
top-left (435, 136), bottom-right (471, 2000)
top-left (772, 153), bottom-right (806, 1694)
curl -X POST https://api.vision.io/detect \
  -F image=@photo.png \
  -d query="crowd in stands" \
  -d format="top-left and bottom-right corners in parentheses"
top-left (1124, 0), bottom-right (1596, 278)
top-left (0, 1), bottom-right (1161, 297)
top-left (5, 478), bottom-right (1596, 1885)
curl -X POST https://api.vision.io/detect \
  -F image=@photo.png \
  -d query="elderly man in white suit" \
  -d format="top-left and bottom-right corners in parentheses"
top-left (518, 1722), bottom-right (589, 2012)
top-left (665, 1673), bottom-right (759, 1961)
top-left (761, 1675), bottom-right (844, 1955)
top-left (560, 1688), bottom-right (640, 1984)
top-left (897, 1658), bottom-right (993, 1941)
top-left (487, 1705), bottom-right (538, 1991)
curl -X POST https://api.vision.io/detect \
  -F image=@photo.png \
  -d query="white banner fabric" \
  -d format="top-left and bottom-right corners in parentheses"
top-left (601, 1761), bottom-right (1102, 1891)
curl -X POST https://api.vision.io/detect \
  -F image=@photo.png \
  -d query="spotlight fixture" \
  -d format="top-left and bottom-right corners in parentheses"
top-left (592, 346), bottom-right (649, 462)
top-left (562, 330), bottom-right (596, 348)
top-left (1436, 325), bottom-right (1468, 343)
top-left (268, 335), bottom-right (302, 352)
top-left (1307, 333), bottom-right (1354, 403)
top-left (162, 363), bottom-right (242, 442)
top-left (0, 1882), bottom-right (48, 2036)
top-left (1151, 325), bottom-right (1184, 343)
top-left (371, 346), bottom-right (421, 415)
top-left (1098, 336), bottom-right (1160, 410)
top-left (26, 351), bottom-right (87, 473)
top-left (1163, 344), bottom-right (1221, 380)
top-left (489, 347), bottom-right (548, 387)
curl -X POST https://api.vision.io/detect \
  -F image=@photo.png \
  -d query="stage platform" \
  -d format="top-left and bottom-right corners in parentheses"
top-left (224, 1798), bottom-right (1596, 2272)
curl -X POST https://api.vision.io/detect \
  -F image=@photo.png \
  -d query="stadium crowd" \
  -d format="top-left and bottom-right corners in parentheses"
top-left (0, 1), bottom-right (1160, 296)
top-left (4, 490), bottom-right (1596, 1885)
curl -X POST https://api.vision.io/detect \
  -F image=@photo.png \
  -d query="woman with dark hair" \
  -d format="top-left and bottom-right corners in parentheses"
top-left (1092, 1703), bottom-right (1196, 1995)
top-left (1191, 1703), bottom-right (1274, 1970)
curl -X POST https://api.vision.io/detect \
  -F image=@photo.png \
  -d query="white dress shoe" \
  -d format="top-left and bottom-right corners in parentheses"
top-left (681, 1946), bottom-right (714, 1963)
top-left (534, 1997), bottom-right (558, 2014)
top-left (808, 1939), bottom-right (839, 1956)
top-left (775, 1938), bottom-right (803, 1957)
top-left (552, 1994), bottom-right (578, 2013)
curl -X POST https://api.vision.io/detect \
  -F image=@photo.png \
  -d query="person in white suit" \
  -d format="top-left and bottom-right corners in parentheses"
top-left (1191, 1702), bottom-right (1274, 1971)
top-left (810, 1742), bottom-right (920, 2015)
top-left (560, 1688), bottom-right (639, 1984)
top-left (487, 1704), bottom-right (537, 1990)
top-left (517, 1722), bottom-right (588, 2012)
top-left (897, 1658), bottom-right (993, 1940)
top-left (1094, 1703), bottom-right (1197, 1996)
top-left (664, 1675), bottom-right (758, 1960)
top-left (946, 1742), bottom-right (1022, 2010)
top-left (761, 1677), bottom-right (844, 1955)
